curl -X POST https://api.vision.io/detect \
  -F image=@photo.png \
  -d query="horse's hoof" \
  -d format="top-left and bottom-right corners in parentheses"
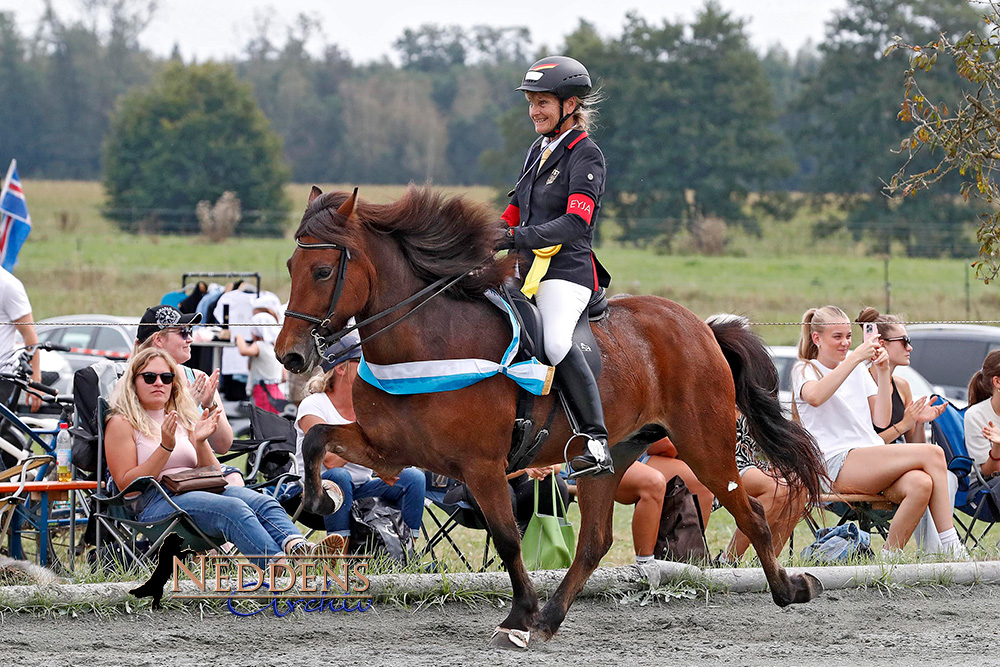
top-left (490, 627), bottom-right (530, 650)
top-left (790, 572), bottom-right (824, 604)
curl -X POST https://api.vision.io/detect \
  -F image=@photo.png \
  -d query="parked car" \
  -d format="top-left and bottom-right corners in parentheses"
top-left (34, 314), bottom-right (138, 390)
top-left (905, 324), bottom-right (1000, 405)
top-left (767, 345), bottom-right (936, 416)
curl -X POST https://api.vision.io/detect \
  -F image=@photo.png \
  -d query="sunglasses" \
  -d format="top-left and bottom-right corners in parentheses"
top-left (883, 336), bottom-right (912, 346)
top-left (166, 327), bottom-right (193, 340)
top-left (137, 372), bottom-right (176, 385)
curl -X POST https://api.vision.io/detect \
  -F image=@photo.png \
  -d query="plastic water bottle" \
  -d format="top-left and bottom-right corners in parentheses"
top-left (56, 422), bottom-right (72, 482)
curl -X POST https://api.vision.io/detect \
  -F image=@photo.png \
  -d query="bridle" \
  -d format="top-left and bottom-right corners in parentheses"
top-left (283, 238), bottom-right (472, 365)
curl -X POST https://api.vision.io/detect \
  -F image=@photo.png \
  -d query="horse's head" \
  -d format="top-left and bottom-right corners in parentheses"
top-left (276, 186), bottom-right (372, 373)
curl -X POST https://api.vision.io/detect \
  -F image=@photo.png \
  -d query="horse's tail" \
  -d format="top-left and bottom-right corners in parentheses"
top-left (707, 314), bottom-right (825, 505)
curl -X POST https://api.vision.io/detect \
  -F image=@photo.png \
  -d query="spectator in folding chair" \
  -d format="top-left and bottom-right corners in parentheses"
top-left (962, 350), bottom-right (1000, 509)
top-left (856, 307), bottom-right (950, 552)
top-left (104, 347), bottom-right (315, 566)
top-left (134, 304), bottom-right (242, 486)
top-left (286, 338), bottom-right (425, 555)
top-left (793, 305), bottom-right (965, 558)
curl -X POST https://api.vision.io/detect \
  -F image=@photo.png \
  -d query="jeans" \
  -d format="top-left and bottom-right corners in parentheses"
top-left (287, 467), bottom-right (426, 536)
top-left (138, 485), bottom-right (303, 568)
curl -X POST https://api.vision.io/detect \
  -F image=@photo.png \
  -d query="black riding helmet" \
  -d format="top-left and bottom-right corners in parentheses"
top-left (516, 56), bottom-right (592, 137)
top-left (516, 56), bottom-right (592, 99)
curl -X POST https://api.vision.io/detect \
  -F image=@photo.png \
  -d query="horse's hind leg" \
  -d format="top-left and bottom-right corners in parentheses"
top-left (461, 463), bottom-right (539, 648)
top-left (682, 423), bottom-right (820, 607)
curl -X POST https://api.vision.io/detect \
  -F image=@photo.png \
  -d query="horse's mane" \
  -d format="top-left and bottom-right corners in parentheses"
top-left (296, 186), bottom-right (514, 299)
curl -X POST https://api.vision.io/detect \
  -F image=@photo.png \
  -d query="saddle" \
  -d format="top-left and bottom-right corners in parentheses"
top-left (499, 284), bottom-right (609, 473)
top-left (505, 285), bottom-right (608, 377)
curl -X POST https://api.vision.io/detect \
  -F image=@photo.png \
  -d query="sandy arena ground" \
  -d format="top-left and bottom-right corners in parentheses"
top-left (1, 584), bottom-right (996, 666)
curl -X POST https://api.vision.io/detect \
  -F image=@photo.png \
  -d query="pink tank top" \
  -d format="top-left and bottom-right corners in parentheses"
top-left (134, 409), bottom-right (199, 479)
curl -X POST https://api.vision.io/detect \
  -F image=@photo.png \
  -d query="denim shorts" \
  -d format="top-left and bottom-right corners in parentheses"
top-left (824, 449), bottom-right (856, 493)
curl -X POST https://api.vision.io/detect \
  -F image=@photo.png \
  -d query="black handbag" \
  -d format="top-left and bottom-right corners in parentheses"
top-left (654, 475), bottom-right (710, 563)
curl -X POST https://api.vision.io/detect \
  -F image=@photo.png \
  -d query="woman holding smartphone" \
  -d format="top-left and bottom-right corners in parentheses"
top-left (792, 305), bottom-right (964, 556)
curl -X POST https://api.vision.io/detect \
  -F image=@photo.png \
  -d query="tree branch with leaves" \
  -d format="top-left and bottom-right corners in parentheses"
top-left (887, 2), bottom-right (1000, 281)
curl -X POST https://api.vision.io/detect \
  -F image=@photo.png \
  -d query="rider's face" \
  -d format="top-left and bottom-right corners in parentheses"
top-left (526, 92), bottom-right (563, 136)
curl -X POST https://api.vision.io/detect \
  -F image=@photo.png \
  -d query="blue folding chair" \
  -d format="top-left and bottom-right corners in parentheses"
top-left (930, 396), bottom-right (1000, 547)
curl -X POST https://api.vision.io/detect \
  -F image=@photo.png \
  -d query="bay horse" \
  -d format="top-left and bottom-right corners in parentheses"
top-left (275, 186), bottom-right (825, 648)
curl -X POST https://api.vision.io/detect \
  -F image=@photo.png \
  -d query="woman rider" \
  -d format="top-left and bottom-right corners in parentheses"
top-left (496, 56), bottom-right (613, 478)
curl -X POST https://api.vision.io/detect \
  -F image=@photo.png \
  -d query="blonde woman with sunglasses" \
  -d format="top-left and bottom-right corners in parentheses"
top-left (105, 348), bottom-right (313, 566)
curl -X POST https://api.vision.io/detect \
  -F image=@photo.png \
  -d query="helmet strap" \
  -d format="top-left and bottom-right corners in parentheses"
top-left (543, 99), bottom-right (574, 138)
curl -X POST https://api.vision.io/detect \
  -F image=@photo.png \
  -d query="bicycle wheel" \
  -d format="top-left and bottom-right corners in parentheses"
top-left (12, 493), bottom-right (88, 575)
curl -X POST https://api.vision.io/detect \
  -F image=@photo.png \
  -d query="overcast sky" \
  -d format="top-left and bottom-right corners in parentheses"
top-left (0, 0), bottom-right (849, 63)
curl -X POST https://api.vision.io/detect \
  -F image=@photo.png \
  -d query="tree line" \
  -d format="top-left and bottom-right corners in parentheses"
top-left (0, 0), bottom-right (988, 254)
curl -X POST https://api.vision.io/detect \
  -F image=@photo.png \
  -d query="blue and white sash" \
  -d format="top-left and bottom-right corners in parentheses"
top-left (357, 290), bottom-right (554, 396)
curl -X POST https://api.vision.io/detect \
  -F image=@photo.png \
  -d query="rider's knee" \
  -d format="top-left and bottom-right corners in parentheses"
top-left (544, 337), bottom-right (573, 365)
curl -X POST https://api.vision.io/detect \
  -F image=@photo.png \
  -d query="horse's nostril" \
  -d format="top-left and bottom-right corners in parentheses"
top-left (282, 352), bottom-right (305, 373)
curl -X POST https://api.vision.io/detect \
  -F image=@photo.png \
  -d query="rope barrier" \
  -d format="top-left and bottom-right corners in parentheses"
top-left (4, 319), bottom-right (1000, 328)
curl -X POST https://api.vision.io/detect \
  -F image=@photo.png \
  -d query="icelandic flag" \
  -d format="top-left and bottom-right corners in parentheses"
top-left (0, 159), bottom-right (31, 272)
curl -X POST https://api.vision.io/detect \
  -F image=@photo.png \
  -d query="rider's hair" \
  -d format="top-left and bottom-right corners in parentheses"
top-left (797, 305), bottom-right (849, 361)
top-left (573, 88), bottom-right (604, 131)
top-left (855, 307), bottom-right (904, 340)
top-left (110, 347), bottom-right (202, 439)
top-left (968, 349), bottom-right (1000, 405)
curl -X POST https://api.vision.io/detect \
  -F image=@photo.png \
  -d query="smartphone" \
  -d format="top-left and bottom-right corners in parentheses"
top-left (862, 322), bottom-right (878, 344)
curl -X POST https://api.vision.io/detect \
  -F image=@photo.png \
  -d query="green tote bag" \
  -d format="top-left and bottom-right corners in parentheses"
top-left (521, 477), bottom-right (576, 570)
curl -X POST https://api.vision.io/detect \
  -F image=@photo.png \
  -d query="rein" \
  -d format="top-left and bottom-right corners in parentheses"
top-left (284, 238), bottom-right (474, 365)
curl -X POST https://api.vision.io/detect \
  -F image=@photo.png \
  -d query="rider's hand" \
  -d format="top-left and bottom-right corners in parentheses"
top-left (495, 229), bottom-right (516, 251)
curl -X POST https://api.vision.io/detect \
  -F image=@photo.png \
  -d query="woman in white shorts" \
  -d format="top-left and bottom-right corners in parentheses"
top-left (792, 305), bottom-right (963, 556)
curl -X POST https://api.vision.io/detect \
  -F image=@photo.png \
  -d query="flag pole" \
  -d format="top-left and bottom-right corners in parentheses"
top-left (0, 159), bottom-right (14, 206)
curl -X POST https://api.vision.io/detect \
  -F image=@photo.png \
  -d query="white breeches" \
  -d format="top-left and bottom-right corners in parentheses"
top-left (534, 279), bottom-right (592, 365)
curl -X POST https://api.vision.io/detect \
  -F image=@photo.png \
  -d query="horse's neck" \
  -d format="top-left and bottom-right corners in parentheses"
top-left (358, 240), bottom-right (507, 364)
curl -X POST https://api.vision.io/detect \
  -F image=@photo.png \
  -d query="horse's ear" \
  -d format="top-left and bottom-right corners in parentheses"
top-left (308, 185), bottom-right (323, 205)
top-left (337, 187), bottom-right (359, 219)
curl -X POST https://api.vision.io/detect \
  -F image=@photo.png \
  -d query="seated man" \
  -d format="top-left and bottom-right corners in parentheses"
top-left (286, 339), bottom-right (425, 554)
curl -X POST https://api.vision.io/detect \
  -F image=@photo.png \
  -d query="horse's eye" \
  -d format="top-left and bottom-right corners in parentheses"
top-left (314, 266), bottom-right (333, 280)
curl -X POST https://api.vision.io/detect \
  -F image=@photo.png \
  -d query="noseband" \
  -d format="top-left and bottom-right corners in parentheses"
top-left (284, 238), bottom-right (473, 364)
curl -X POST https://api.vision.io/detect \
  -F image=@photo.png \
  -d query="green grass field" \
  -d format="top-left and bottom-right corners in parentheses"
top-left (14, 179), bottom-right (998, 570)
top-left (17, 180), bottom-right (996, 345)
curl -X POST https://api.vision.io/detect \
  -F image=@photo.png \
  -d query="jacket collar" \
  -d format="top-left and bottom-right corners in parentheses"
top-left (533, 128), bottom-right (586, 181)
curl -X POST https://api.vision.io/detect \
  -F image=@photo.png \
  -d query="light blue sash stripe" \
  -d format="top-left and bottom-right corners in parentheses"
top-left (356, 289), bottom-right (552, 395)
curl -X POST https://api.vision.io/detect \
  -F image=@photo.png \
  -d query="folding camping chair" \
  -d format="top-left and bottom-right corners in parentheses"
top-left (91, 399), bottom-right (228, 570)
top-left (421, 472), bottom-right (497, 572)
top-left (220, 404), bottom-right (300, 498)
top-left (930, 396), bottom-right (1000, 547)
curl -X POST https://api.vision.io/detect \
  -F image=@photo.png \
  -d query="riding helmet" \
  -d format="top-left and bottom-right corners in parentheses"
top-left (516, 56), bottom-right (592, 100)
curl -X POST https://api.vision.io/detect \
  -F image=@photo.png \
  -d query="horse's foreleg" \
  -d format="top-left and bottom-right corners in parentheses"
top-left (534, 471), bottom-right (619, 640)
top-left (301, 423), bottom-right (393, 515)
top-left (461, 464), bottom-right (538, 649)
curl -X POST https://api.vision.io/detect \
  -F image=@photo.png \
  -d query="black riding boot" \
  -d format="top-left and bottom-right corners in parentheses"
top-left (556, 345), bottom-right (614, 479)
